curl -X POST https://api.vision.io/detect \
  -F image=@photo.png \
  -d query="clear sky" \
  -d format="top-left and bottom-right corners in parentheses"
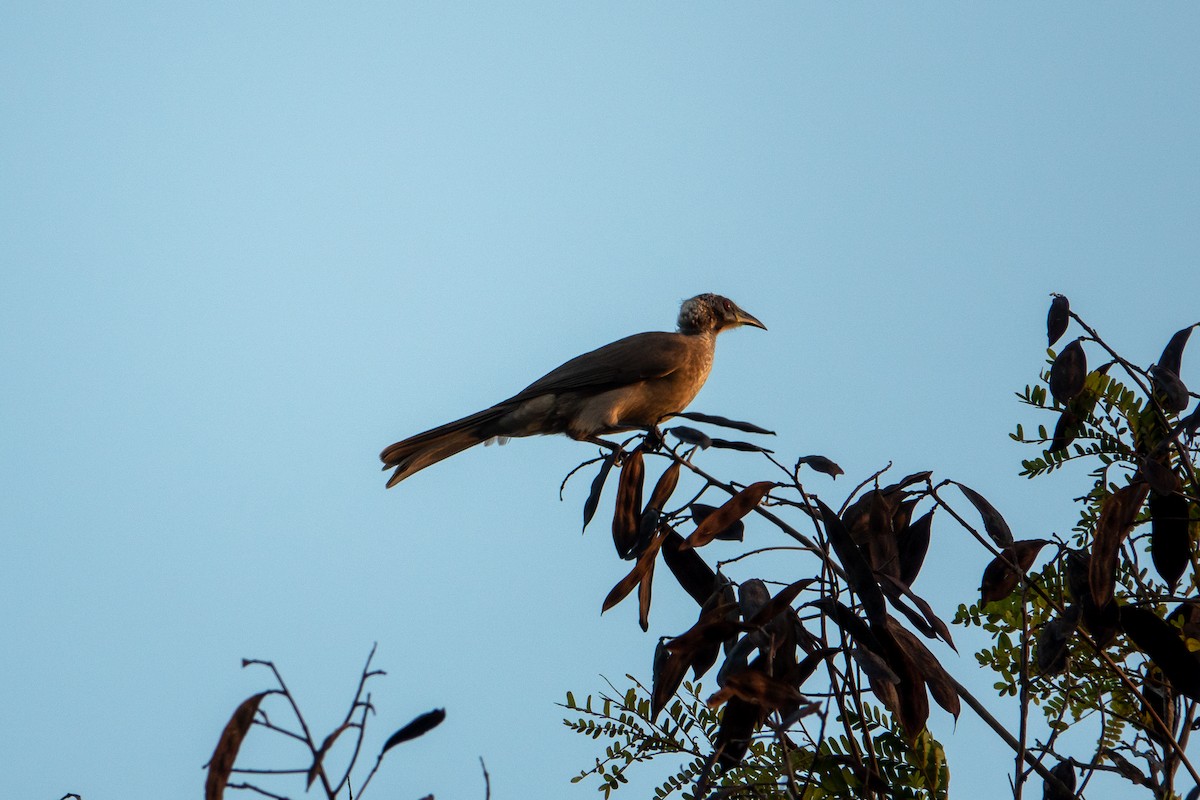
top-left (2, 4), bottom-right (1198, 799)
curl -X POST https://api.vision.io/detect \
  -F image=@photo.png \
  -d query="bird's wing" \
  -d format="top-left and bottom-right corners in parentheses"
top-left (506, 331), bottom-right (692, 401)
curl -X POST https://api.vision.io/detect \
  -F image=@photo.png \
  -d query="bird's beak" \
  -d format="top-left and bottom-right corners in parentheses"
top-left (736, 308), bottom-right (767, 331)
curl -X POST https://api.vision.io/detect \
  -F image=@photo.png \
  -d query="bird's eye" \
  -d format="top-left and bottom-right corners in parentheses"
top-left (722, 299), bottom-right (732, 311)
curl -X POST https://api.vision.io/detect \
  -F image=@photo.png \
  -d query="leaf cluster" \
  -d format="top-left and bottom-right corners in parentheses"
top-left (562, 297), bottom-right (1199, 799)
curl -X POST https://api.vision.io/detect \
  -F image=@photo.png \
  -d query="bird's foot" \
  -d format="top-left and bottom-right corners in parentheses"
top-left (585, 436), bottom-right (621, 453)
top-left (642, 426), bottom-right (666, 452)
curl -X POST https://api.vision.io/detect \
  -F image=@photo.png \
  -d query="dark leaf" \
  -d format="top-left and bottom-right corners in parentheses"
top-left (1043, 760), bottom-right (1076, 800)
top-left (1064, 550), bottom-right (1119, 647)
top-left (1158, 323), bottom-right (1195, 377)
top-left (777, 699), bottom-right (823, 728)
top-left (637, 461), bottom-right (682, 554)
top-left (651, 639), bottom-right (691, 718)
top-left (842, 489), bottom-right (902, 579)
top-left (1142, 670), bottom-right (1179, 746)
top-left (709, 437), bottom-right (774, 454)
top-left (611, 448), bottom-right (644, 559)
top-left (1047, 294), bottom-right (1070, 347)
top-left (1049, 339), bottom-right (1087, 404)
top-left (638, 550), bottom-right (656, 632)
top-left (1051, 373), bottom-right (1105, 452)
top-left (707, 668), bottom-right (804, 711)
top-left (872, 622), bottom-right (931, 741)
top-left (381, 708), bottom-right (446, 756)
top-left (868, 491), bottom-right (902, 579)
top-left (882, 618), bottom-right (961, 719)
top-left (1140, 457), bottom-right (1181, 495)
top-left (717, 575), bottom-right (739, 654)
top-left (809, 598), bottom-right (883, 653)
top-left (684, 482), bottom-right (774, 549)
top-left (636, 507), bottom-right (661, 555)
top-left (784, 648), bottom-right (838, 691)
top-left (879, 574), bottom-right (955, 650)
top-left (878, 583), bottom-right (939, 641)
top-left (308, 723), bottom-right (352, 789)
top-left (674, 411), bottom-right (775, 435)
top-left (859, 667), bottom-right (901, 719)
top-left (1064, 549), bottom-right (1090, 602)
top-left (714, 697), bottom-right (759, 771)
top-left (1049, 408), bottom-right (1082, 453)
top-left (661, 529), bottom-right (717, 606)
top-left (797, 455), bottom-right (844, 478)
top-left (582, 452), bottom-right (616, 532)
top-left (662, 604), bottom-right (744, 656)
top-left (1151, 365), bottom-right (1190, 413)
top-left (850, 647), bottom-right (900, 684)
top-left (881, 470), bottom-right (933, 494)
top-left (602, 528), bottom-right (667, 614)
top-left (1150, 492), bottom-right (1191, 589)
top-left (206, 693), bottom-right (268, 800)
top-left (891, 498), bottom-right (918, 537)
top-left (747, 579), bottom-right (815, 628)
top-left (1035, 605), bottom-right (1080, 676)
top-left (818, 500), bottom-right (887, 624)
top-left (668, 426), bottom-right (712, 448)
top-left (955, 482), bottom-right (1015, 548)
top-left (1182, 405), bottom-right (1200, 437)
top-left (644, 461), bottom-right (681, 516)
top-left (898, 510), bottom-right (934, 587)
top-left (1120, 605), bottom-right (1200, 702)
top-left (714, 634), bottom-right (759, 687)
top-left (690, 600), bottom-right (731, 679)
top-left (980, 540), bottom-right (1050, 605)
top-left (690, 502), bottom-right (745, 542)
top-left (1084, 600), bottom-right (1120, 650)
top-left (737, 578), bottom-right (772, 621)
top-left (1090, 482), bottom-right (1150, 608)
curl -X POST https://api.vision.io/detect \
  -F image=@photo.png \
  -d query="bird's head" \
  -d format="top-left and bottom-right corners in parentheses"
top-left (677, 294), bottom-right (766, 335)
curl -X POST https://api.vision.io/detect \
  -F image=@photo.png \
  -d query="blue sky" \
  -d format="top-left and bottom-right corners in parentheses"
top-left (2, 4), bottom-right (1198, 798)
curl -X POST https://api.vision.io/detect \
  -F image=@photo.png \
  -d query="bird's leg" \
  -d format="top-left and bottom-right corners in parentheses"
top-left (584, 435), bottom-right (621, 453)
top-left (642, 425), bottom-right (666, 452)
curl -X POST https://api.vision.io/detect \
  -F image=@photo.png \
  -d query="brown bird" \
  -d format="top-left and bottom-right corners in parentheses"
top-left (381, 293), bottom-right (765, 487)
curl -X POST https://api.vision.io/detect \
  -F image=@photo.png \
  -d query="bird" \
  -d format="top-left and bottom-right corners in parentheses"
top-left (380, 293), bottom-right (765, 487)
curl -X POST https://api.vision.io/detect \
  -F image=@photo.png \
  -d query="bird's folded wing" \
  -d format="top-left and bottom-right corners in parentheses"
top-left (506, 331), bottom-right (691, 401)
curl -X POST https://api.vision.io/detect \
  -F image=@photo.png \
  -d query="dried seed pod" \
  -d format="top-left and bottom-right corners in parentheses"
top-left (1151, 365), bottom-right (1190, 413)
top-left (1090, 482), bottom-right (1150, 608)
top-left (1043, 760), bottom-right (1076, 800)
top-left (1120, 605), bottom-right (1200, 702)
top-left (980, 540), bottom-right (1050, 605)
top-left (1049, 339), bottom-right (1087, 404)
top-left (1047, 294), bottom-right (1070, 347)
top-left (668, 426), bottom-right (712, 448)
top-left (1158, 324), bottom-right (1195, 377)
top-left (818, 500), bottom-right (887, 624)
top-left (684, 482), bottom-right (773, 549)
top-left (207, 693), bottom-right (269, 800)
top-left (898, 510), bottom-right (934, 586)
top-left (674, 411), bottom-right (775, 435)
top-left (796, 454), bottom-right (843, 478)
top-left (956, 482), bottom-right (1015, 548)
top-left (1150, 492), bottom-right (1191, 590)
top-left (1035, 606), bottom-right (1080, 676)
top-left (611, 448), bottom-right (644, 559)
top-left (582, 452), bottom-right (616, 532)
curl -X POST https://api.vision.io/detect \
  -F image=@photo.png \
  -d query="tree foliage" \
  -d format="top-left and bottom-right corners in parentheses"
top-left (204, 297), bottom-right (1198, 800)
top-left (561, 297), bottom-right (1199, 799)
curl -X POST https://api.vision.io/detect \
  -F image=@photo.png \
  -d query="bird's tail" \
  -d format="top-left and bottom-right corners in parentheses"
top-left (380, 406), bottom-right (507, 487)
